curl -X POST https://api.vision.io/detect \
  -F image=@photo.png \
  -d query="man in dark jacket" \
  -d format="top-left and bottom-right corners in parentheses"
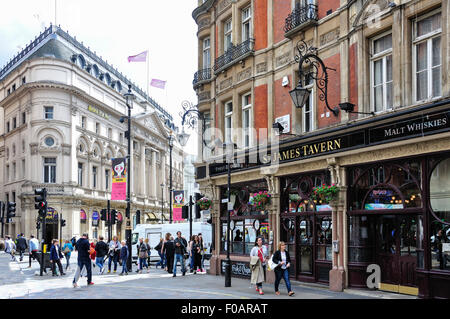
top-left (16, 234), bottom-right (28, 262)
top-left (94, 236), bottom-right (108, 275)
top-left (50, 239), bottom-right (65, 276)
top-left (73, 233), bottom-right (93, 287)
top-left (172, 231), bottom-right (187, 277)
top-left (163, 237), bottom-right (175, 274)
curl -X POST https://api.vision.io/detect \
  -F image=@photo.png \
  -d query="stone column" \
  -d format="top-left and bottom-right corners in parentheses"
top-left (139, 143), bottom-right (146, 196)
top-left (328, 161), bottom-right (347, 292)
top-left (209, 184), bottom-right (221, 276)
top-left (151, 150), bottom-right (158, 199)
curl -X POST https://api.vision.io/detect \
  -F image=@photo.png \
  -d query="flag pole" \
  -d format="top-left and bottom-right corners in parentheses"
top-left (146, 50), bottom-right (149, 97)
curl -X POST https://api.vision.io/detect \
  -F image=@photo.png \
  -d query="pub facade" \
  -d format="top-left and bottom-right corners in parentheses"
top-left (192, 0), bottom-right (450, 298)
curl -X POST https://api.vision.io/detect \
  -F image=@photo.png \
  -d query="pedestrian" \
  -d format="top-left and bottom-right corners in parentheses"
top-left (188, 235), bottom-right (195, 273)
top-left (172, 231), bottom-right (187, 277)
top-left (90, 240), bottom-right (97, 269)
top-left (28, 235), bottom-right (39, 268)
top-left (192, 235), bottom-right (202, 274)
top-left (145, 238), bottom-right (151, 269)
top-left (154, 238), bottom-right (165, 269)
top-left (62, 239), bottom-right (74, 270)
top-left (137, 238), bottom-right (149, 273)
top-left (94, 236), bottom-right (108, 275)
top-left (272, 241), bottom-right (295, 296)
top-left (4, 236), bottom-right (17, 261)
top-left (198, 233), bottom-right (205, 273)
top-left (119, 240), bottom-right (129, 275)
top-left (108, 236), bottom-right (121, 273)
top-left (162, 233), bottom-right (173, 273)
top-left (73, 233), bottom-right (94, 287)
top-left (50, 239), bottom-right (66, 276)
top-left (16, 233), bottom-right (27, 262)
top-left (250, 236), bottom-right (267, 295)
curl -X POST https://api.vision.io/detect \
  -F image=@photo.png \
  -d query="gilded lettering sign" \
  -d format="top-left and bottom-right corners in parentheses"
top-left (88, 105), bottom-right (109, 120)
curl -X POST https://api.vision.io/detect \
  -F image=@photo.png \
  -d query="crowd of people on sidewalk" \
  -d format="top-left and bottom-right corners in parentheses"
top-left (2, 232), bottom-right (295, 296)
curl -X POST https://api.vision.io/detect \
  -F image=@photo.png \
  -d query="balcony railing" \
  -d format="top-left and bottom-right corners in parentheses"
top-left (193, 68), bottom-right (212, 89)
top-left (213, 38), bottom-right (254, 74)
top-left (284, 4), bottom-right (318, 37)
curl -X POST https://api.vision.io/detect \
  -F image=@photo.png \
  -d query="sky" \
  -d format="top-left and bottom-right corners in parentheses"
top-left (0, 0), bottom-right (200, 155)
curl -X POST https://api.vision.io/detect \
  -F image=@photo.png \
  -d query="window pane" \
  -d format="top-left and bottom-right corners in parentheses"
top-left (432, 67), bottom-right (441, 97)
top-left (374, 86), bottom-right (383, 112)
top-left (374, 34), bottom-right (392, 54)
top-left (51, 166), bottom-right (56, 183)
top-left (386, 55), bottom-right (392, 81)
top-left (417, 13), bottom-right (441, 38)
top-left (432, 37), bottom-right (441, 67)
top-left (416, 71), bottom-right (428, 101)
top-left (386, 82), bottom-right (393, 109)
top-left (374, 59), bottom-right (383, 85)
top-left (416, 41), bottom-right (427, 71)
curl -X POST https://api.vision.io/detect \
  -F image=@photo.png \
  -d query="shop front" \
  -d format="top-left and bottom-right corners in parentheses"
top-left (346, 154), bottom-right (450, 298)
top-left (280, 170), bottom-right (333, 284)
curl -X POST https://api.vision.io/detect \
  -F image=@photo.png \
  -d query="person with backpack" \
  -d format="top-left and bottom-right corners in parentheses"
top-left (50, 239), bottom-right (66, 276)
top-left (108, 236), bottom-right (121, 273)
top-left (95, 236), bottom-right (108, 275)
top-left (172, 231), bottom-right (187, 277)
top-left (62, 239), bottom-right (74, 270)
top-left (154, 238), bottom-right (165, 269)
top-left (137, 238), bottom-right (149, 273)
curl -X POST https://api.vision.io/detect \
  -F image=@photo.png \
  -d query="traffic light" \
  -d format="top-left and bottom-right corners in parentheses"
top-left (100, 209), bottom-right (107, 221)
top-left (182, 205), bottom-right (188, 219)
top-left (111, 209), bottom-right (117, 225)
top-left (36, 221), bottom-right (41, 230)
top-left (34, 188), bottom-right (47, 217)
top-left (6, 202), bottom-right (16, 219)
top-left (136, 210), bottom-right (141, 225)
top-left (61, 219), bottom-right (66, 227)
top-left (194, 192), bottom-right (203, 219)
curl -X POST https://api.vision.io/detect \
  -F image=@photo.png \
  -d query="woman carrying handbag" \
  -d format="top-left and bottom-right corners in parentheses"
top-left (272, 241), bottom-right (295, 296)
top-left (250, 236), bottom-right (267, 295)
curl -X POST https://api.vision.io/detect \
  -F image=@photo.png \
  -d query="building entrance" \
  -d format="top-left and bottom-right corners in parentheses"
top-left (376, 214), bottom-right (419, 291)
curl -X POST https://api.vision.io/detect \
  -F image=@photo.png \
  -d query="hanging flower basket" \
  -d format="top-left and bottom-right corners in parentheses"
top-left (249, 191), bottom-right (271, 211)
top-left (196, 197), bottom-right (212, 211)
top-left (311, 184), bottom-right (338, 204)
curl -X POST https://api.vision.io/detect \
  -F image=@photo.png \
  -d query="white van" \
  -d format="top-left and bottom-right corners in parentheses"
top-left (131, 222), bottom-right (212, 264)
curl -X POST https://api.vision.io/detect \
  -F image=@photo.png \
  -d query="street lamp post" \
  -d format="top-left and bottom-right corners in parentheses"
top-left (123, 84), bottom-right (135, 272)
top-left (177, 101), bottom-right (236, 288)
top-left (160, 183), bottom-right (165, 223)
top-left (168, 136), bottom-right (174, 224)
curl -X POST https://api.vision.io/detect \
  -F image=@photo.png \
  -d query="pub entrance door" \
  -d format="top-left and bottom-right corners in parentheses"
top-left (376, 215), bottom-right (418, 291)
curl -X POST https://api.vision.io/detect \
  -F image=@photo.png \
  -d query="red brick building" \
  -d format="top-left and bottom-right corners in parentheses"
top-left (192, 0), bottom-right (450, 298)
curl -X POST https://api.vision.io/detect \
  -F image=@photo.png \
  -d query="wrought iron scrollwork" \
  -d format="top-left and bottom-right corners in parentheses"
top-left (179, 101), bottom-right (214, 149)
top-left (293, 40), bottom-right (339, 116)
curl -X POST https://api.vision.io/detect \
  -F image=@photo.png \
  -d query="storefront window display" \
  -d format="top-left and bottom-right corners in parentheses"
top-left (429, 157), bottom-right (450, 271)
top-left (348, 161), bottom-right (422, 211)
top-left (220, 180), bottom-right (270, 255)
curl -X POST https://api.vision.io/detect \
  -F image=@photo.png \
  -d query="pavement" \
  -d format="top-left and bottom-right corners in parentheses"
top-left (0, 251), bottom-right (417, 299)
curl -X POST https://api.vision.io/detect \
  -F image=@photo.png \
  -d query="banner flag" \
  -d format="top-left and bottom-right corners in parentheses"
top-left (128, 50), bottom-right (148, 62)
top-left (111, 158), bottom-right (127, 201)
top-left (172, 190), bottom-right (185, 221)
top-left (150, 78), bottom-right (166, 89)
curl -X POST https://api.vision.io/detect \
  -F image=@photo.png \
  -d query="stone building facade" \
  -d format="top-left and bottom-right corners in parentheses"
top-left (0, 25), bottom-right (184, 244)
top-left (192, 0), bottom-right (450, 298)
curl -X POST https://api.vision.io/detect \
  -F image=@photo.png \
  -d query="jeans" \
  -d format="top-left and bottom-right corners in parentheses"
top-left (156, 252), bottom-right (166, 268)
top-left (139, 258), bottom-right (148, 270)
top-left (19, 249), bottom-right (25, 261)
top-left (274, 268), bottom-right (292, 292)
top-left (64, 254), bottom-right (71, 269)
top-left (73, 259), bottom-right (92, 284)
top-left (95, 256), bottom-right (104, 270)
top-left (190, 252), bottom-right (194, 269)
top-left (121, 258), bottom-right (128, 273)
top-left (108, 254), bottom-right (119, 271)
top-left (173, 254), bottom-right (186, 275)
